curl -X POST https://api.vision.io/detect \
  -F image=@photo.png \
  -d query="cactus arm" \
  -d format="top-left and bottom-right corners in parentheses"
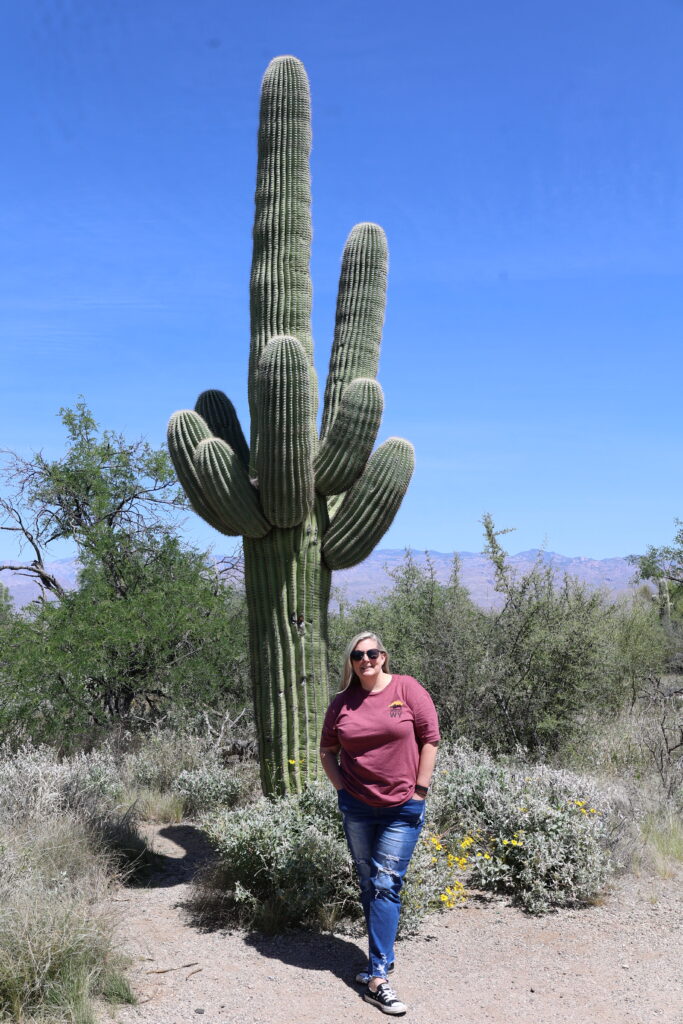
top-left (195, 390), bottom-right (250, 470)
top-left (193, 438), bottom-right (270, 538)
top-left (322, 437), bottom-right (415, 570)
top-left (249, 56), bottom-right (316, 468)
top-left (167, 411), bottom-right (237, 535)
top-left (320, 222), bottom-right (388, 440)
top-left (255, 335), bottom-right (314, 528)
top-left (314, 378), bottom-right (383, 495)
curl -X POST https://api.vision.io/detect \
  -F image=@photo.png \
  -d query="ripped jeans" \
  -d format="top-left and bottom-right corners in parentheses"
top-left (338, 789), bottom-right (426, 980)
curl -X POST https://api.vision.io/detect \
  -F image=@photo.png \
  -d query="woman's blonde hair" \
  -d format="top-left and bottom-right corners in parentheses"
top-left (339, 630), bottom-right (390, 691)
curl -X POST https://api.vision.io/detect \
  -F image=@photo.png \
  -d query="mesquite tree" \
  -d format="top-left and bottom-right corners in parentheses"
top-left (168, 56), bottom-right (414, 795)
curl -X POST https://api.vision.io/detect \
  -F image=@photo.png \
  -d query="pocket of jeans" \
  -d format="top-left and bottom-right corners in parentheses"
top-left (402, 796), bottom-right (426, 823)
top-left (336, 787), bottom-right (347, 808)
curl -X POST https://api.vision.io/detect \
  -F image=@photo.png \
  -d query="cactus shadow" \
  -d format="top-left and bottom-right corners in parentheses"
top-left (129, 823), bottom-right (216, 889)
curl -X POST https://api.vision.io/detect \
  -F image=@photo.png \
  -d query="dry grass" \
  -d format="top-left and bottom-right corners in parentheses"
top-left (0, 812), bottom-right (134, 1023)
top-left (118, 786), bottom-right (186, 824)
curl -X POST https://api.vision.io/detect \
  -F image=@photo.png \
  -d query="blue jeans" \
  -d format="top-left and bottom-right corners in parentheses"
top-left (338, 789), bottom-right (426, 980)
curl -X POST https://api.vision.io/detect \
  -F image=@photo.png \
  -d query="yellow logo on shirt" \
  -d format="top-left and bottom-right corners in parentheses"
top-left (388, 699), bottom-right (404, 718)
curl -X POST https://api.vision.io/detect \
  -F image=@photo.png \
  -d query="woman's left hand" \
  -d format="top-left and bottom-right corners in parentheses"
top-left (412, 791), bottom-right (426, 801)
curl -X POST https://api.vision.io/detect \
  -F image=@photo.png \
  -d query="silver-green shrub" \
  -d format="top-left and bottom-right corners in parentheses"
top-left (198, 786), bottom-right (360, 932)
top-left (121, 730), bottom-right (212, 791)
top-left (429, 741), bottom-right (623, 913)
top-left (193, 746), bottom-right (625, 932)
top-left (172, 763), bottom-right (242, 815)
top-left (0, 744), bottom-right (122, 818)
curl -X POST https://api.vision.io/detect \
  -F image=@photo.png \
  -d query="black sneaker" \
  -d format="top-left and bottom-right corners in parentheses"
top-left (355, 962), bottom-right (395, 985)
top-left (363, 982), bottom-right (407, 1015)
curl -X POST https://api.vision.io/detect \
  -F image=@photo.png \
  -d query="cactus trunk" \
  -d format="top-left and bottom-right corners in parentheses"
top-left (168, 57), bottom-right (414, 795)
top-left (244, 496), bottom-right (330, 795)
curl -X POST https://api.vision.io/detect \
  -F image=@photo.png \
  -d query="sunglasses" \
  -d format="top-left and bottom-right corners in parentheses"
top-left (350, 649), bottom-right (383, 662)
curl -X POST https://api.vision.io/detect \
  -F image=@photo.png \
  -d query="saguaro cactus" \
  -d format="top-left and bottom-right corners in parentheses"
top-left (168, 56), bottom-right (414, 795)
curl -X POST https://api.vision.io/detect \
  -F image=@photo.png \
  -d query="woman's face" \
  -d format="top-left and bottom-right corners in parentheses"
top-left (351, 636), bottom-right (387, 689)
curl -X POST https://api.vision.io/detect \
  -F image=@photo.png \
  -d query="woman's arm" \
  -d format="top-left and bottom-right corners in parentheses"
top-left (319, 744), bottom-right (345, 791)
top-left (414, 741), bottom-right (439, 799)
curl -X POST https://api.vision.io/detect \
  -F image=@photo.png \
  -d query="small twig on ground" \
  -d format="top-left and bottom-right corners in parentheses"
top-left (146, 961), bottom-right (199, 974)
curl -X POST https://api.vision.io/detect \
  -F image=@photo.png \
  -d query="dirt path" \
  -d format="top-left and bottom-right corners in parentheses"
top-left (99, 823), bottom-right (682, 1024)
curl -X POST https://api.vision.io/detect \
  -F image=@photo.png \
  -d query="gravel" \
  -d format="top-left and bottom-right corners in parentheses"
top-left (98, 823), bottom-right (682, 1024)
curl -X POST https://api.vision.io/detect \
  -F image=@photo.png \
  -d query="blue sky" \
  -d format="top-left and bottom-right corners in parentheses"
top-left (1, 0), bottom-right (682, 562)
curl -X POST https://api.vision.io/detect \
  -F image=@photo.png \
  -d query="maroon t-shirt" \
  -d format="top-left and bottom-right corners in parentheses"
top-left (320, 674), bottom-right (440, 807)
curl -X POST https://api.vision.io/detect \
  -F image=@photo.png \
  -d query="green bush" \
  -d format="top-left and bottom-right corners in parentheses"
top-left (196, 786), bottom-right (360, 933)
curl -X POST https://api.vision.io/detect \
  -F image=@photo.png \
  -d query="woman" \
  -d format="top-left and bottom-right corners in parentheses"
top-left (320, 631), bottom-right (440, 1016)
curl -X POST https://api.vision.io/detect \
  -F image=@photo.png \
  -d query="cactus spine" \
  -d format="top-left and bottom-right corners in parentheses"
top-left (168, 57), bottom-right (414, 795)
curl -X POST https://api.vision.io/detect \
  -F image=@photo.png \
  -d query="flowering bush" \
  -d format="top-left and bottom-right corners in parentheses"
top-left (429, 741), bottom-right (618, 912)
top-left (196, 783), bottom-right (477, 934)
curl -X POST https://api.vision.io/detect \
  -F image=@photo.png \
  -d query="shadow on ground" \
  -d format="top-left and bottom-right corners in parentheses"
top-left (245, 931), bottom-right (368, 994)
top-left (127, 823), bottom-right (216, 889)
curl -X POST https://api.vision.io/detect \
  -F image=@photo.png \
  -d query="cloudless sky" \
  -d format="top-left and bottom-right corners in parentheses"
top-left (1, 0), bottom-right (682, 562)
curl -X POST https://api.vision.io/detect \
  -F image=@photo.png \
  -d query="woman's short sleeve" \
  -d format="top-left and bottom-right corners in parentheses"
top-left (405, 678), bottom-right (440, 745)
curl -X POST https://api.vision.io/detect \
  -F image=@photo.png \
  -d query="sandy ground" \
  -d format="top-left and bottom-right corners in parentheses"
top-left (98, 823), bottom-right (682, 1024)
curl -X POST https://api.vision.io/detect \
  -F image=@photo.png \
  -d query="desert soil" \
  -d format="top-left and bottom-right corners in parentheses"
top-left (98, 822), bottom-right (682, 1024)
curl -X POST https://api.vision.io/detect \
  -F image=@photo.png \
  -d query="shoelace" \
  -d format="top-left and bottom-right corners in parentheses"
top-left (375, 983), bottom-right (399, 1002)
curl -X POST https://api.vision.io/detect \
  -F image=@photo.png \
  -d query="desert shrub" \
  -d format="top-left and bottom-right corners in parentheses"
top-left (0, 743), bottom-right (122, 819)
top-left (428, 741), bottom-right (622, 913)
top-left (0, 799), bottom-right (133, 1022)
top-left (194, 754), bottom-right (618, 934)
top-left (195, 784), bottom-right (458, 934)
top-left (121, 730), bottom-right (212, 792)
top-left (196, 785), bottom-right (359, 933)
top-left (330, 528), bottom-right (669, 757)
top-left (173, 763), bottom-right (243, 815)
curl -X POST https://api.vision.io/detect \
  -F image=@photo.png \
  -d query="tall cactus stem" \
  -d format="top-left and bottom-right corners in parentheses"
top-left (321, 223), bottom-right (388, 439)
top-left (249, 56), bottom-right (317, 470)
top-left (244, 495), bottom-right (330, 794)
top-left (256, 335), bottom-right (314, 527)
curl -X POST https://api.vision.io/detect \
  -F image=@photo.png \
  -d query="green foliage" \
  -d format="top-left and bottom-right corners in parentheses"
top-left (2, 540), bottom-right (249, 744)
top-left (332, 522), bottom-right (669, 756)
top-left (629, 519), bottom-right (683, 597)
top-left (0, 403), bottom-right (250, 743)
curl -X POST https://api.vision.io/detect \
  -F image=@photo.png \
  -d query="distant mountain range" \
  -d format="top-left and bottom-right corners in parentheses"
top-left (2, 549), bottom-right (641, 610)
